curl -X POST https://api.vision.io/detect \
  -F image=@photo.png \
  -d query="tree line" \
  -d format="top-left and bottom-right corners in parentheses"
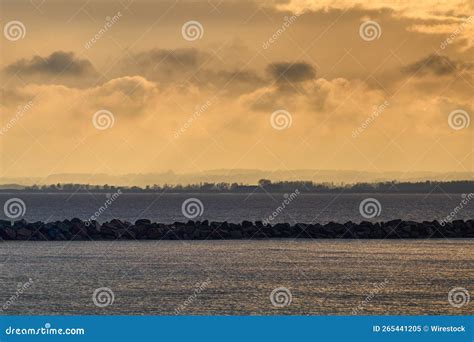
top-left (0, 180), bottom-right (472, 193)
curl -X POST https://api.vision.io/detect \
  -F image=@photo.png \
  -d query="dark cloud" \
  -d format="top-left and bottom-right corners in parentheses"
top-left (267, 62), bottom-right (316, 84)
top-left (121, 47), bottom-right (264, 95)
top-left (134, 48), bottom-right (206, 70)
top-left (5, 51), bottom-right (95, 76)
top-left (402, 54), bottom-right (473, 76)
top-left (194, 69), bottom-right (265, 95)
top-left (118, 48), bottom-right (208, 87)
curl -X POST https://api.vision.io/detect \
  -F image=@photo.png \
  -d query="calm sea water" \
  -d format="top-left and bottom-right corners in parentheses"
top-left (0, 240), bottom-right (472, 315)
top-left (0, 193), bottom-right (472, 223)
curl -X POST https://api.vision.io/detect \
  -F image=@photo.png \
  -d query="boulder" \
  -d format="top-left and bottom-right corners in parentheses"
top-left (0, 226), bottom-right (16, 240)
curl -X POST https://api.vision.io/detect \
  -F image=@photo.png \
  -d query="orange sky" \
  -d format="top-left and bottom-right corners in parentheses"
top-left (1, 0), bottom-right (472, 181)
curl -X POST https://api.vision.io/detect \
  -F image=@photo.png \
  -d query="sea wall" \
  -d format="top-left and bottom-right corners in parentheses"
top-left (0, 219), bottom-right (473, 241)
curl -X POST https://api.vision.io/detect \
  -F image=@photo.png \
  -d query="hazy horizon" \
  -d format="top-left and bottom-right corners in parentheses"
top-left (0, 168), bottom-right (473, 187)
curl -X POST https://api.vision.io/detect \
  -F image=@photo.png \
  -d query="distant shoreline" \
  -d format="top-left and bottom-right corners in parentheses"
top-left (0, 180), bottom-right (472, 194)
top-left (1, 218), bottom-right (473, 241)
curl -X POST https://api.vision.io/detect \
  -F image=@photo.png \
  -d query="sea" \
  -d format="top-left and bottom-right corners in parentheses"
top-left (0, 193), bottom-right (472, 315)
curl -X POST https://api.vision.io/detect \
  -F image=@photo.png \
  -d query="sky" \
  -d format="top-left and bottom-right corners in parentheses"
top-left (0, 0), bottom-right (473, 182)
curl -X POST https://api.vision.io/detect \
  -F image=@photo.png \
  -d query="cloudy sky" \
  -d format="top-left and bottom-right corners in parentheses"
top-left (1, 0), bottom-right (472, 182)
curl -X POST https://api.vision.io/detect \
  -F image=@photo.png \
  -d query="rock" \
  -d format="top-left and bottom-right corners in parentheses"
top-left (0, 226), bottom-right (16, 240)
top-left (135, 219), bottom-right (151, 226)
top-left (230, 230), bottom-right (243, 239)
top-left (146, 227), bottom-right (162, 239)
top-left (100, 223), bottom-right (122, 238)
top-left (16, 227), bottom-right (33, 240)
top-left (0, 219), bottom-right (473, 241)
